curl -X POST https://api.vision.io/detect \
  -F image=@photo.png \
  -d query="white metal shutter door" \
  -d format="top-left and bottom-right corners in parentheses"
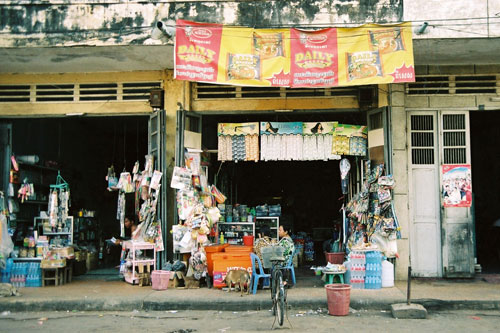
top-left (440, 111), bottom-right (474, 278)
top-left (408, 111), bottom-right (442, 277)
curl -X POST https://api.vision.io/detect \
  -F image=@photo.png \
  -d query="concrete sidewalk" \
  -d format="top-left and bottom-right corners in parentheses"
top-left (1, 272), bottom-right (499, 313)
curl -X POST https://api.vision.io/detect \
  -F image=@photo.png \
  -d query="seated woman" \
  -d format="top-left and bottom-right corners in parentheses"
top-left (278, 225), bottom-right (295, 265)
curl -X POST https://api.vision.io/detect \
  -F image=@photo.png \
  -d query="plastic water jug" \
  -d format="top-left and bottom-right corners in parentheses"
top-left (382, 259), bottom-right (394, 288)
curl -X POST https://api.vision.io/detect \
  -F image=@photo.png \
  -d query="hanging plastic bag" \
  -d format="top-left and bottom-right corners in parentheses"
top-left (210, 185), bottom-right (226, 204)
top-left (0, 214), bottom-right (14, 268)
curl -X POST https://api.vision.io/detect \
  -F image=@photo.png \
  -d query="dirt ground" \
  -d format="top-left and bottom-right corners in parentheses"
top-left (1, 308), bottom-right (499, 333)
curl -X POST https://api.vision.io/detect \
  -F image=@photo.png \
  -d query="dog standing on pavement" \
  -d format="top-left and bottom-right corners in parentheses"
top-left (225, 269), bottom-right (251, 296)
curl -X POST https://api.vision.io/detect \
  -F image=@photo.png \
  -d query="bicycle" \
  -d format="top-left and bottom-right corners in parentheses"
top-left (268, 246), bottom-right (288, 328)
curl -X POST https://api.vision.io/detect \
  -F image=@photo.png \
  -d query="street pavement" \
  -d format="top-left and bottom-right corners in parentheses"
top-left (1, 267), bottom-right (499, 313)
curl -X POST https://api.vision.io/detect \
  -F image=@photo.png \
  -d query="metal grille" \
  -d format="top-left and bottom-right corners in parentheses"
top-left (410, 115), bottom-right (435, 165)
top-left (0, 85), bottom-right (30, 102)
top-left (407, 74), bottom-right (498, 95)
top-left (192, 82), bottom-right (359, 99)
top-left (369, 112), bottom-right (383, 130)
top-left (442, 114), bottom-right (467, 164)
top-left (0, 82), bottom-right (161, 103)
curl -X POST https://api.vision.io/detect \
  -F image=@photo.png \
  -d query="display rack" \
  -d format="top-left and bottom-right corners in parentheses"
top-left (34, 216), bottom-right (74, 245)
top-left (73, 216), bottom-right (99, 247)
top-left (8, 162), bottom-right (57, 242)
top-left (217, 222), bottom-right (255, 245)
top-left (122, 241), bottom-right (156, 285)
top-left (255, 216), bottom-right (279, 239)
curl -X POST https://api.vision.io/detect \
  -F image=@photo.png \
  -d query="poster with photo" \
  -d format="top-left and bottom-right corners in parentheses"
top-left (302, 122), bottom-right (337, 135)
top-left (442, 164), bottom-right (472, 208)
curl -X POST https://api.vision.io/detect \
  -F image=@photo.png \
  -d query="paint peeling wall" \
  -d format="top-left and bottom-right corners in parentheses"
top-left (0, 0), bottom-right (403, 47)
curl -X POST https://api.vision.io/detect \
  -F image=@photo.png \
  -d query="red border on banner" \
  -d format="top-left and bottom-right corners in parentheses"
top-left (175, 20), bottom-right (223, 83)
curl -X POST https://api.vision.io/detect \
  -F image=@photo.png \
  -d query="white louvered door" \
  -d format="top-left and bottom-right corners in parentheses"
top-left (408, 111), bottom-right (442, 277)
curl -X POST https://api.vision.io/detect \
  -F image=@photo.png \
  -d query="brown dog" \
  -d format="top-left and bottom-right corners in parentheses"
top-left (225, 269), bottom-right (251, 296)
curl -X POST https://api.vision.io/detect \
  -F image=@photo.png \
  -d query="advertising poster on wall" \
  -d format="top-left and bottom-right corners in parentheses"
top-left (290, 28), bottom-right (338, 87)
top-left (217, 122), bottom-right (259, 136)
top-left (442, 164), bottom-right (472, 208)
top-left (174, 20), bottom-right (223, 83)
top-left (260, 122), bottom-right (303, 135)
top-left (302, 122), bottom-right (337, 135)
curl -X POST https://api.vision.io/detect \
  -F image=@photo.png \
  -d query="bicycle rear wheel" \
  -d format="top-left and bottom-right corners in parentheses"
top-left (271, 270), bottom-right (277, 315)
top-left (276, 273), bottom-right (285, 326)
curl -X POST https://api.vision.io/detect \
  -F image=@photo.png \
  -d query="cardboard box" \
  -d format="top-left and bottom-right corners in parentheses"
top-left (41, 258), bottom-right (66, 268)
top-left (52, 247), bottom-right (75, 259)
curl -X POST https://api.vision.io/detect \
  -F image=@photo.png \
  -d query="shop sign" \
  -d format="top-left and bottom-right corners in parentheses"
top-left (260, 122), bottom-right (303, 135)
top-left (442, 164), bottom-right (472, 208)
top-left (175, 20), bottom-right (415, 88)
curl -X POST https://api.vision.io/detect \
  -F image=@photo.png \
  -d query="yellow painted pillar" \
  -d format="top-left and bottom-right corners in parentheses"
top-left (163, 70), bottom-right (190, 258)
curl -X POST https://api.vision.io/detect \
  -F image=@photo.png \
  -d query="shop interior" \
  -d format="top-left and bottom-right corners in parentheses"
top-left (6, 116), bottom-right (149, 273)
top-left (470, 111), bottom-right (500, 274)
top-left (202, 112), bottom-right (367, 265)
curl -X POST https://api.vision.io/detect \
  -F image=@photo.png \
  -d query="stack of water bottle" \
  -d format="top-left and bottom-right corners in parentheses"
top-left (348, 251), bottom-right (366, 289)
top-left (9, 262), bottom-right (42, 288)
top-left (1, 258), bottom-right (13, 283)
top-left (364, 251), bottom-right (382, 289)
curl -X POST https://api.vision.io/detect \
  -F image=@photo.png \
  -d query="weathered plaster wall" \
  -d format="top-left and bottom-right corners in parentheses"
top-left (404, 0), bottom-right (500, 38)
top-left (0, 0), bottom-right (403, 47)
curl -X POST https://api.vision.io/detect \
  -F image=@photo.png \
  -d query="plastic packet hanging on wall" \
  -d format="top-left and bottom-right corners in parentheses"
top-left (150, 170), bottom-right (163, 190)
top-left (118, 172), bottom-right (134, 193)
top-left (378, 187), bottom-right (391, 203)
top-left (106, 165), bottom-right (118, 188)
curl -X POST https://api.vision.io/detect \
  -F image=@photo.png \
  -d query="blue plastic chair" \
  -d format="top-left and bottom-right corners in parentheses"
top-left (250, 253), bottom-right (271, 295)
top-left (283, 249), bottom-right (297, 286)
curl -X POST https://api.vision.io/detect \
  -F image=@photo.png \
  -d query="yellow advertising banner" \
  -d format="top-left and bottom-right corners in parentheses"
top-left (175, 20), bottom-right (415, 87)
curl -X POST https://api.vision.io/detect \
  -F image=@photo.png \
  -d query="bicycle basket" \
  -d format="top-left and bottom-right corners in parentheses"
top-left (261, 245), bottom-right (285, 269)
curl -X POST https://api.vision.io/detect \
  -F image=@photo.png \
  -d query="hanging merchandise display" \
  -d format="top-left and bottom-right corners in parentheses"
top-left (217, 123), bottom-right (260, 162)
top-left (345, 161), bottom-right (400, 257)
top-left (17, 180), bottom-right (34, 203)
top-left (172, 150), bottom-right (223, 281)
top-left (48, 172), bottom-right (71, 230)
top-left (332, 124), bottom-right (368, 157)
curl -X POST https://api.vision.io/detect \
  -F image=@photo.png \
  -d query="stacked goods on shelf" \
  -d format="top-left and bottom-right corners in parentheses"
top-left (348, 251), bottom-right (366, 289)
top-left (364, 251), bottom-right (382, 289)
top-left (304, 238), bottom-right (315, 262)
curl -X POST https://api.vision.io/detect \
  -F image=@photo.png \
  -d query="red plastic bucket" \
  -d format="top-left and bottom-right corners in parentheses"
top-left (325, 284), bottom-right (351, 316)
top-left (242, 235), bottom-right (254, 246)
top-left (325, 252), bottom-right (345, 265)
top-left (151, 270), bottom-right (171, 290)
